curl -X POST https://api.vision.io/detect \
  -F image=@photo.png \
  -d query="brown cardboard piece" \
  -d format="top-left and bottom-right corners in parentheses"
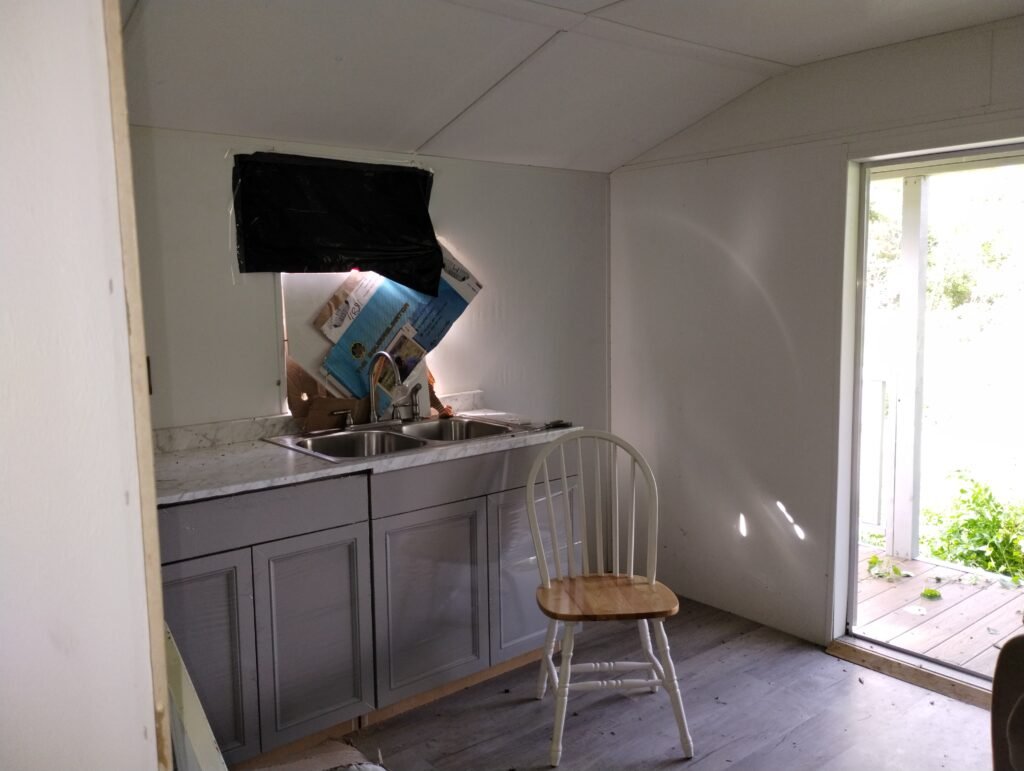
top-left (287, 355), bottom-right (370, 430)
top-left (286, 356), bottom-right (328, 419)
top-left (303, 396), bottom-right (370, 432)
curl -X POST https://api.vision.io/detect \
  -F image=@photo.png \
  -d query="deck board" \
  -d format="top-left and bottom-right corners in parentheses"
top-left (891, 580), bottom-right (1023, 655)
top-left (855, 562), bottom-right (954, 623)
top-left (965, 627), bottom-right (1024, 677)
top-left (927, 591), bottom-right (1024, 666)
top-left (854, 548), bottom-right (1024, 678)
top-left (856, 573), bottom-right (988, 643)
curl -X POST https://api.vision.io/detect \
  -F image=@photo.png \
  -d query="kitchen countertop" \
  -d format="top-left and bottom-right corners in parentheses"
top-left (154, 414), bottom-right (579, 506)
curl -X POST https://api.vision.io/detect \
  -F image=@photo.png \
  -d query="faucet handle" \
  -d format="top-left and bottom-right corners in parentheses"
top-left (389, 383), bottom-right (424, 422)
top-left (329, 409), bottom-right (353, 429)
top-left (409, 383), bottom-right (423, 420)
top-left (390, 384), bottom-right (410, 421)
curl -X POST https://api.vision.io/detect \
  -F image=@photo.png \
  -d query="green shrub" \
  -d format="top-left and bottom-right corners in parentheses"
top-left (923, 478), bottom-right (1024, 581)
top-left (862, 530), bottom-right (885, 548)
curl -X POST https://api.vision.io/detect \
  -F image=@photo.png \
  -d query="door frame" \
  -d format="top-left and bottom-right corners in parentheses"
top-left (845, 142), bottom-right (1024, 637)
top-left (103, 0), bottom-right (172, 766)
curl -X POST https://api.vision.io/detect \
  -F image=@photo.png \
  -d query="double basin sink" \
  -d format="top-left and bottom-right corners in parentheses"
top-left (267, 416), bottom-right (516, 463)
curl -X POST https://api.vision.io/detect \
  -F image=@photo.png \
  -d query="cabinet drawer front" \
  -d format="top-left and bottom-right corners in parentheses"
top-left (160, 474), bottom-right (369, 563)
top-left (372, 445), bottom-right (578, 518)
top-left (254, 524), bottom-right (375, 750)
top-left (162, 549), bottom-right (260, 764)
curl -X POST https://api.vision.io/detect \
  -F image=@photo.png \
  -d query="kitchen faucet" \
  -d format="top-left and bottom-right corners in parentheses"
top-left (368, 350), bottom-right (421, 423)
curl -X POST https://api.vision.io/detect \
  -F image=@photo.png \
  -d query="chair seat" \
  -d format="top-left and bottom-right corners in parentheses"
top-left (536, 574), bottom-right (680, 622)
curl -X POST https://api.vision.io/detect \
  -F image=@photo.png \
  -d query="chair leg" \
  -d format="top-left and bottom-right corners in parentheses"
top-left (550, 622), bottom-right (575, 767)
top-left (637, 619), bottom-right (663, 693)
top-left (652, 619), bottom-right (694, 759)
top-left (537, 619), bottom-right (559, 700)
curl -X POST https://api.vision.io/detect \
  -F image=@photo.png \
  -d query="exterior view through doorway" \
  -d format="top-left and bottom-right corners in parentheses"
top-left (852, 147), bottom-right (1024, 678)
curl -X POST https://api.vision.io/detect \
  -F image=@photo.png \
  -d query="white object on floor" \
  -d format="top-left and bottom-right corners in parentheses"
top-left (166, 625), bottom-right (229, 771)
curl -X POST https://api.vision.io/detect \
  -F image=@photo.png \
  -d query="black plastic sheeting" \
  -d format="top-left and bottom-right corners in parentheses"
top-left (233, 152), bottom-right (443, 296)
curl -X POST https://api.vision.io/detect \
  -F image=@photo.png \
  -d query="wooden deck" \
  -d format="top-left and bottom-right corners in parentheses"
top-left (853, 544), bottom-right (1024, 678)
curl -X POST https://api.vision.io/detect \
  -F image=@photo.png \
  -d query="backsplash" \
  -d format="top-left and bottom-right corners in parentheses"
top-left (436, 389), bottom-right (484, 414)
top-left (152, 415), bottom-right (304, 453)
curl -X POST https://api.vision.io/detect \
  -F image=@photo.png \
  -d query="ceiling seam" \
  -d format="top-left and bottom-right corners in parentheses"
top-left (441, 0), bottom-right (791, 70)
top-left (587, 17), bottom-right (792, 67)
top-left (517, 0), bottom-right (626, 15)
top-left (612, 15), bottom-right (1013, 173)
top-left (414, 31), bottom-right (563, 154)
top-left (614, 104), bottom-right (1024, 175)
top-left (612, 72), bottom-right (781, 171)
top-left (437, 0), bottom-right (585, 30)
top-left (585, 0), bottom-right (630, 14)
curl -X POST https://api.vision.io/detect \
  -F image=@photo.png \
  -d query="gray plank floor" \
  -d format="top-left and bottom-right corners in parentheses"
top-left (348, 599), bottom-right (991, 771)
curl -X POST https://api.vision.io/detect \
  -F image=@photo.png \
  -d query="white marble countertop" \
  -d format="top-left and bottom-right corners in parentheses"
top-left (155, 413), bottom-right (578, 506)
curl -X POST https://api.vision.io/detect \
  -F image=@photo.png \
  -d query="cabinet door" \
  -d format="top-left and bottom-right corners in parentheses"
top-left (253, 523), bottom-right (375, 751)
top-left (373, 499), bottom-right (489, 707)
top-left (488, 477), bottom-right (580, 664)
top-left (162, 549), bottom-right (259, 764)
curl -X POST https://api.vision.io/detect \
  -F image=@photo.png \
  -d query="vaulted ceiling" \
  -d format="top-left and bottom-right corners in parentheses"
top-left (122, 0), bottom-right (1024, 172)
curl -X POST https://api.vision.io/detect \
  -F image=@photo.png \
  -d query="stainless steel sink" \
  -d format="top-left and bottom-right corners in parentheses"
top-left (271, 430), bottom-right (428, 461)
top-left (389, 417), bottom-right (513, 442)
top-left (266, 416), bottom-right (519, 463)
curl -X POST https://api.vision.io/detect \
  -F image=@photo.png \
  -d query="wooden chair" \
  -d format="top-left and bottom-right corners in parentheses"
top-left (525, 429), bottom-right (695, 767)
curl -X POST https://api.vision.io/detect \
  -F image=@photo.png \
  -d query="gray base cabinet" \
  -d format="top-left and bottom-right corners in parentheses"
top-left (488, 477), bottom-right (580, 664)
top-left (160, 475), bottom-right (372, 762)
top-left (162, 549), bottom-right (259, 765)
top-left (161, 444), bottom-right (582, 758)
top-left (254, 523), bottom-right (375, 751)
top-left (373, 498), bottom-right (489, 707)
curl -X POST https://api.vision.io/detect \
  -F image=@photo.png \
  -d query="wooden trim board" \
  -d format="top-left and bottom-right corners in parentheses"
top-left (102, 0), bottom-right (171, 767)
top-left (827, 635), bottom-right (992, 710)
top-left (231, 721), bottom-right (361, 771)
top-left (361, 646), bottom-right (546, 727)
top-left (231, 648), bottom-right (547, 769)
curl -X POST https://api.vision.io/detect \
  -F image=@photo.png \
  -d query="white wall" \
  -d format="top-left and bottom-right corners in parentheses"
top-left (611, 18), bottom-right (1024, 645)
top-left (132, 127), bottom-right (285, 428)
top-left (0, 3), bottom-right (157, 769)
top-left (134, 127), bottom-right (610, 431)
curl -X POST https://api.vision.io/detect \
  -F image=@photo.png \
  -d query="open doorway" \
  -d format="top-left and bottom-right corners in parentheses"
top-left (852, 148), bottom-right (1024, 677)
